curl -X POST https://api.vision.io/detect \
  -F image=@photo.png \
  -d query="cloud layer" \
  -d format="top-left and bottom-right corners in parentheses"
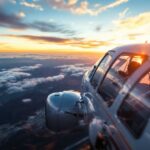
top-left (0, 63), bottom-right (65, 93)
top-left (1, 34), bottom-right (110, 48)
top-left (6, 74), bottom-right (65, 94)
top-left (20, 0), bottom-right (43, 11)
top-left (47, 0), bottom-right (128, 15)
top-left (56, 64), bottom-right (90, 77)
top-left (0, 10), bottom-right (75, 36)
top-left (112, 12), bottom-right (150, 41)
top-left (0, 64), bottom-right (42, 85)
top-left (0, 62), bottom-right (91, 94)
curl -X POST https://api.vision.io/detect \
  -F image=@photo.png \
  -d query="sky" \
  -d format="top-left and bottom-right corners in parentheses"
top-left (0, 0), bottom-right (150, 53)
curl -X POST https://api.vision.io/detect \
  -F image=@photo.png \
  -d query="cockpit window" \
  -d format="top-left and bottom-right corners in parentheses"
top-left (90, 54), bottom-right (112, 88)
top-left (118, 71), bottom-right (150, 138)
top-left (98, 54), bottom-right (145, 107)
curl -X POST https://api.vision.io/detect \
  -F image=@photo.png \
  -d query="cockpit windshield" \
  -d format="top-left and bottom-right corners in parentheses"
top-left (98, 54), bottom-right (147, 107)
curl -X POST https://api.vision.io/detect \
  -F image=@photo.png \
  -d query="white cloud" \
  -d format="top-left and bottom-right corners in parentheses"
top-left (6, 74), bottom-right (65, 93)
top-left (0, 64), bottom-right (42, 85)
top-left (112, 12), bottom-right (150, 42)
top-left (0, 62), bottom-right (65, 94)
top-left (17, 11), bottom-right (26, 18)
top-left (67, 0), bottom-right (78, 5)
top-left (114, 12), bottom-right (150, 30)
top-left (22, 98), bottom-right (32, 103)
top-left (119, 7), bottom-right (129, 18)
top-left (96, 0), bottom-right (128, 14)
top-left (84, 11), bottom-right (150, 49)
top-left (0, 71), bottom-right (31, 84)
top-left (71, 72), bottom-right (84, 77)
top-left (10, 64), bottom-right (42, 72)
top-left (6, 86), bottom-right (25, 93)
top-left (47, 0), bottom-right (128, 15)
top-left (20, 0), bottom-right (43, 11)
top-left (56, 64), bottom-right (90, 77)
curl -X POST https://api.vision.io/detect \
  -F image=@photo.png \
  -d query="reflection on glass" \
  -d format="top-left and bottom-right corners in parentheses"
top-left (98, 54), bottom-right (145, 107)
top-left (118, 71), bottom-right (150, 138)
top-left (91, 54), bottom-right (112, 88)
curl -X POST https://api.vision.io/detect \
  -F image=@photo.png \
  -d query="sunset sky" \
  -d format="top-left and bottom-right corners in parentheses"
top-left (0, 0), bottom-right (150, 53)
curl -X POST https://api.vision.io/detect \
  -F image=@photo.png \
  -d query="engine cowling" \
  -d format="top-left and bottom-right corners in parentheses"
top-left (45, 91), bottom-right (95, 133)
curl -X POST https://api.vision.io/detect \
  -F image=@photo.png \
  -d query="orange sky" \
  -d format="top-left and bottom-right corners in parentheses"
top-left (0, 0), bottom-right (150, 53)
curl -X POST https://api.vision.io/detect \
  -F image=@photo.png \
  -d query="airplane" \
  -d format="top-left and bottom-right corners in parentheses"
top-left (45, 43), bottom-right (150, 150)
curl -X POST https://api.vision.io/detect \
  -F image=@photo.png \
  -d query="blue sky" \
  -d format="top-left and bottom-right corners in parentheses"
top-left (0, 0), bottom-right (150, 52)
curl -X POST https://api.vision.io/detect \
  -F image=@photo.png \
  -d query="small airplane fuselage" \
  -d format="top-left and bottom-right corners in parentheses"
top-left (45, 44), bottom-right (150, 150)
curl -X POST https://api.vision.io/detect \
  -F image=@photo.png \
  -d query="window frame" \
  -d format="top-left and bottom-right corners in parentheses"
top-left (90, 52), bottom-right (113, 89)
top-left (97, 52), bottom-right (148, 107)
top-left (117, 69), bottom-right (150, 139)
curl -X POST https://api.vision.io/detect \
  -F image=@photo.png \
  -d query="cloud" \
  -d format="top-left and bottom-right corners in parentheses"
top-left (8, 64), bottom-right (42, 72)
top-left (97, 0), bottom-right (128, 14)
top-left (6, 74), bottom-right (65, 94)
top-left (22, 98), bottom-right (32, 103)
top-left (68, 0), bottom-right (78, 5)
top-left (127, 33), bottom-right (143, 40)
top-left (56, 64), bottom-right (90, 77)
top-left (91, 11), bottom-right (150, 48)
top-left (0, 10), bottom-right (76, 36)
top-left (20, 0), bottom-right (43, 11)
top-left (71, 72), bottom-right (84, 77)
top-left (119, 7), bottom-right (129, 18)
top-left (0, 64), bottom-right (42, 84)
top-left (112, 12), bottom-right (150, 41)
top-left (1, 34), bottom-right (111, 48)
top-left (2, 34), bottom-right (69, 43)
top-left (114, 12), bottom-right (150, 29)
top-left (47, 0), bottom-right (128, 15)
top-left (17, 11), bottom-right (26, 18)
top-left (0, 63), bottom-right (65, 94)
top-left (0, 71), bottom-right (31, 85)
top-left (0, 10), bottom-right (28, 29)
top-left (30, 21), bottom-right (76, 35)
top-left (71, 40), bottom-right (110, 48)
